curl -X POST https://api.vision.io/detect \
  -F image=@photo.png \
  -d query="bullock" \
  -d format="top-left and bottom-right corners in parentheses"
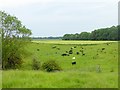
top-left (72, 61), bottom-right (76, 65)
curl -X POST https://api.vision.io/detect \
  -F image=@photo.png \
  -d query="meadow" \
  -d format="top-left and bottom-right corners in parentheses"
top-left (2, 40), bottom-right (118, 88)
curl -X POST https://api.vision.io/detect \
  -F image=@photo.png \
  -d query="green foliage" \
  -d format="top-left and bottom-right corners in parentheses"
top-left (62, 26), bottom-right (118, 40)
top-left (32, 58), bottom-right (41, 70)
top-left (42, 60), bottom-right (62, 72)
top-left (0, 11), bottom-right (32, 69)
top-left (5, 52), bottom-right (22, 69)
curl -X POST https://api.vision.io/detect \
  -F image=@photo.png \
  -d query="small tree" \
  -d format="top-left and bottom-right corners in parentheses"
top-left (42, 60), bottom-right (62, 72)
top-left (0, 11), bottom-right (32, 69)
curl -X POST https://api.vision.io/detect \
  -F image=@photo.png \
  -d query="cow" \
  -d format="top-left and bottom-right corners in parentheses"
top-left (61, 53), bottom-right (69, 56)
top-left (69, 50), bottom-right (73, 54)
top-left (76, 52), bottom-right (79, 55)
top-left (72, 61), bottom-right (76, 65)
top-left (102, 48), bottom-right (105, 50)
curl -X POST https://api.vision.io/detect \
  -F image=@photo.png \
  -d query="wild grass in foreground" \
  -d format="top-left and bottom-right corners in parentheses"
top-left (0, 70), bottom-right (2, 89)
top-left (2, 70), bottom-right (118, 88)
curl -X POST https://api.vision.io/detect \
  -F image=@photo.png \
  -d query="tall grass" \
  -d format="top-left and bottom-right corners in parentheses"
top-left (0, 70), bottom-right (2, 89)
top-left (2, 70), bottom-right (118, 88)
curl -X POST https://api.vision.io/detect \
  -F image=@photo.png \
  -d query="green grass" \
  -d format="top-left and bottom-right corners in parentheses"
top-left (2, 40), bottom-right (118, 88)
top-left (0, 70), bottom-right (2, 89)
top-left (2, 70), bottom-right (118, 88)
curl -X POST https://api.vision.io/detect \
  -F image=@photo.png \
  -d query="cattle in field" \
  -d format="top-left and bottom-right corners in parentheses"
top-left (69, 50), bottom-right (73, 54)
top-left (102, 48), bottom-right (105, 50)
top-left (72, 61), bottom-right (76, 65)
top-left (76, 52), bottom-right (79, 55)
top-left (61, 53), bottom-right (69, 56)
top-left (74, 46), bottom-right (77, 48)
top-left (82, 53), bottom-right (85, 56)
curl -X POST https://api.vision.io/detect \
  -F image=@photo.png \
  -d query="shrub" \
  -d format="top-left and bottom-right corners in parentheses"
top-left (42, 60), bottom-right (62, 72)
top-left (32, 58), bottom-right (41, 70)
top-left (4, 52), bottom-right (22, 69)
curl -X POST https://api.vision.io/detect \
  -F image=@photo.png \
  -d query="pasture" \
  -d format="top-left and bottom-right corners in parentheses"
top-left (2, 40), bottom-right (118, 88)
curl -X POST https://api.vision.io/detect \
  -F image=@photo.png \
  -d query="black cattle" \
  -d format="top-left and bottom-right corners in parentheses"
top-left (82, 53), bottom-right (85, 56)
top-left (72, 61), bottom-right (76, 65)
top-left (69, 50), bottom-right (73, 54)
top-left (74, 46), bottom-right (77, 48)
top-left (102, 48), bottom-right (105, 50)
top-left (61, 53), bottom-right (69, 56)
top-left (76, 52), bottom-right (79, 55)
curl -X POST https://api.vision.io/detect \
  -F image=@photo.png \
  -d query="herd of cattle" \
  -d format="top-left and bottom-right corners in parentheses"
top-left (36, 43), bottom-right (112, 65)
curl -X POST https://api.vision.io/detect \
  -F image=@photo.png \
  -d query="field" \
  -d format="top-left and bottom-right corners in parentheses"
top-left (2, 40), bottom-right (118, 88)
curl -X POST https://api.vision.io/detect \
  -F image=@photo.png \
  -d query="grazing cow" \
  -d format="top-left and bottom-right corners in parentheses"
top-left (69, 50), bottom-right (73, 54)
top-left (74, 46), bottom-right (77, 48)
top-left (76, 52), bottom-right (79, 55)
top-left (61, 53), bottom-right (69, 56)
top-left (102, 48), bottom-right (105, 50)
top-left (82, 53), bottom-right (85, 56)
top-left (72, 61), bottom-right (76, 65)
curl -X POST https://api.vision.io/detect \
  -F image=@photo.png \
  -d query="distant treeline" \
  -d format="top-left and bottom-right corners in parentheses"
top-left (62, 26), bottom-right (119, 40)
top-left (32, 36), bottom-right (62, 40)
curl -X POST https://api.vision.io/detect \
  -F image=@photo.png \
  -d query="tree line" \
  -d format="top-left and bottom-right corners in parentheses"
top-left (62, 26), bottom-right (119, 40)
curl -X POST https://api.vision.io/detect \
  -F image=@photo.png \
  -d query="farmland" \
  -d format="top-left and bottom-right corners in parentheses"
top-left (2, 40), bottom-right (118, 88)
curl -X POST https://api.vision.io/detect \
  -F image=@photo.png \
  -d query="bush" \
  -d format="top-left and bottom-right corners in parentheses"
top-left (4, 52), bottom-right (22, 69)
top-left (42, 60), bottom-right (62, 72)
top-left (32, 58), bottom-right (41, 70)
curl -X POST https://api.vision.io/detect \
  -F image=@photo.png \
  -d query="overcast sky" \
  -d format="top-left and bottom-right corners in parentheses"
top-left (0, 0), bottom-right (119, 37)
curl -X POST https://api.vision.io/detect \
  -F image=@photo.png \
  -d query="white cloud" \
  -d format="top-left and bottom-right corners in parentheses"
top-left (0, 0), bottom-right (55, 8)
top-left (0, 0), bottom-right (119, 8)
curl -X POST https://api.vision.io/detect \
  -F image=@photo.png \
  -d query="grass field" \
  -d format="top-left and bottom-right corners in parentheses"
top-left (0, 70), bottom-right (2, 89)
top-left (2, 40), bottom-right (118, 88)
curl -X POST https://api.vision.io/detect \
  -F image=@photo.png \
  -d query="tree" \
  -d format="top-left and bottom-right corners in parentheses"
top-left (0, 11), bottom-right (32, 69)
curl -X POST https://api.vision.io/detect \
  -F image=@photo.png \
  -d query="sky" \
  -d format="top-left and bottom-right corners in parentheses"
top-left (0, 0), bottom-right (119, 37)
